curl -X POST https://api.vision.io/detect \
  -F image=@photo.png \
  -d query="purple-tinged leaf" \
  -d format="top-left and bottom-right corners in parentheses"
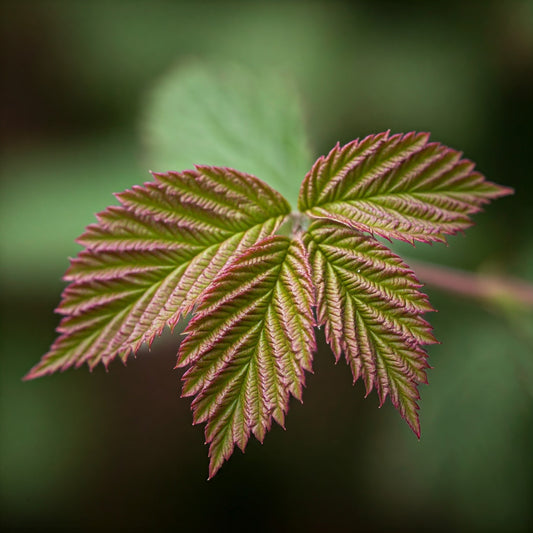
top-left (25, 167), bottom-right (290, 379)
top-left (299, 131), bottom-right (513, 244)
top-left (177, 234), bottom-right (315, 478)
top-left (306, 219), bottom-right (437, 435)
top-left (24, 122), bottom-right (514, 478)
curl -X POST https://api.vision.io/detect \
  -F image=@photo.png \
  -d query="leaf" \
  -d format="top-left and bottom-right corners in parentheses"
top-left (143, 63), bottom-right (313, 207)
top-left (25, 166), bottom-right (290, 379)
top-left (299, 131), bottom-right (513, 244)
top-left (25, 121), bottom-right (515, 478)
top-left (306, 219), bottom-right (437, 435)
top-left (177, 234), bottom-right (315, 478)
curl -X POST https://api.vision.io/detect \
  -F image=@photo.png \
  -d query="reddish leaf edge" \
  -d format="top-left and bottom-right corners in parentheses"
top-left (176, 234), bottom-right (316, 479)
top-left (22, 132), bottom-right (514, 478)
top-left (23, 164), bottom-right (291, 381)
top-left (299, 131), bottom-right (514, 245)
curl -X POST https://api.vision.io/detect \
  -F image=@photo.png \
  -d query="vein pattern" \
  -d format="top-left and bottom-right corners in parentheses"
top-left (177, 235), bottom-right (315, 477)
top-left (26, 167), bottom-right (290, 378)
top-left (299, 131), bottom-right (513, 243)
top-left (306, 219), bottom-right (437, 435)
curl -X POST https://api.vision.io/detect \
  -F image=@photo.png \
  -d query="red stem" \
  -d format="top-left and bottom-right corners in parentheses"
top-left (408, 259), bottom-right (533, 308)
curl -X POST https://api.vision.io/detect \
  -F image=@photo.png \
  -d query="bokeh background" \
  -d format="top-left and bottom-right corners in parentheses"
top-left (1, 1), bottom-right (532, 532)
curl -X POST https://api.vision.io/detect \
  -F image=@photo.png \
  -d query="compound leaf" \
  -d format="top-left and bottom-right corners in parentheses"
top-left (177, 234), bottom-right (315, 478)
top-left (299, 131), bottom-right (513, 243)
top-left (306, 219), bottom-right (437, 435)
top-left (25, 120), bottom-right (515, 477)
top-left (25, 167), bottom-right (290, 379)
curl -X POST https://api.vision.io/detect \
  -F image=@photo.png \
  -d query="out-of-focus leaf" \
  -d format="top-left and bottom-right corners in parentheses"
top-left (142, 62), bottom-right (313, 207)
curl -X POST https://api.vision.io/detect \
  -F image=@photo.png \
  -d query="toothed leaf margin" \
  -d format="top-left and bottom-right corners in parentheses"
top-left (26, 131), bottom-right (513, 477)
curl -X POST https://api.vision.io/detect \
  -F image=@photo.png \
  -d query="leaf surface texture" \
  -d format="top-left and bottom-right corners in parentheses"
top-left (299, 131), bottom-right (513, 243)
top-left (26, 127), bottom-right (514, 477)
top-left (306, 219), bottom-right (436, 434)
top-left (177, 235), bottom-right (315, 478)
top-left (26, 167), bottom-right (290, 378)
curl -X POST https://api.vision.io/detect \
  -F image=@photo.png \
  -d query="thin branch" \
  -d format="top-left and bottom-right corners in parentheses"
top-left (407, 259), bottom-right (533, 308)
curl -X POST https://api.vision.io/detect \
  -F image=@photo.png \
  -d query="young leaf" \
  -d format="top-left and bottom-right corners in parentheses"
top-left (299, 131), bottom-right (513, 243)
top-left (306, 219), bottom-right (436, 435)
top-left (25, 123), bottom-right (514, 478)
top-left (177, 234), bottom-right (315, 478)
top-left (25, 166), bottom-right (290, 379)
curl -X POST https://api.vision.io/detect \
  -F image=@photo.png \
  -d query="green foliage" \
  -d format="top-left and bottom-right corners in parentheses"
top-left (178, 235), bottom-right (314, 477)
top-left (26, 167), bottom-right (290, 378)
top-left (299, 131), bottom-right (510, 244)
top-left (143, 63), bottom-right (312, 206)
top-left (306, 219), bottom-right (435, 435)
top-left (26, 66), bottom-right (512, 478)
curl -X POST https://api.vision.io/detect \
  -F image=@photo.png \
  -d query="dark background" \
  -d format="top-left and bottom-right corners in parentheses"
top-left (1, 1), bottom-right (532, 531)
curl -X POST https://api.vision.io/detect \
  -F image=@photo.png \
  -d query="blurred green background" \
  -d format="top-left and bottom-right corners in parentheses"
top-left (1, 1), bottom-right (532, 531)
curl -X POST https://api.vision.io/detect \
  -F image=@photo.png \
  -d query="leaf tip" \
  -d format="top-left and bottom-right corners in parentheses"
top-left (149, 170), bottom-right (165, 179)
top-left (22, 367), bottom-right (43, 381)
top-left (207, 459), bottom-right (224, 480)
top-left (404, 407), bottom-right (421, 438)
top-left (22, 360), bottom-right (57, 381)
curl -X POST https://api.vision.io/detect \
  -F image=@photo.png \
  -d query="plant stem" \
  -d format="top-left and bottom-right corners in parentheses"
top-left (407, 259), bottom-right (533, 308)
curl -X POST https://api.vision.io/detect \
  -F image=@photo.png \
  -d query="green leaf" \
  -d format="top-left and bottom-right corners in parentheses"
top-left (299, 131), bottom-right (513, 244)
top-left (25, 118), bottom-right (515, 478)
top-left (177, 234), bottom-right (315, 478)
top-left (25, 167), bottom-right (290, 379)
top-left (143, 62), bottom-right (313, 207)
top-left (306, 219), bottom-right (436, 435)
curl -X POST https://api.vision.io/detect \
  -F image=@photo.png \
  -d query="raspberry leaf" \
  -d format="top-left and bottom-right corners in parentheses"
top-left (177, 234), bottom-right (315, 478)
top-left (306, 219), bottom-right (436, 435)
top-left (299, 131), bottom-right (513, 244)
top-left (26, 125), bottom-right (514, 477)
top-left (25, 167), bottom-right (290, 379)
